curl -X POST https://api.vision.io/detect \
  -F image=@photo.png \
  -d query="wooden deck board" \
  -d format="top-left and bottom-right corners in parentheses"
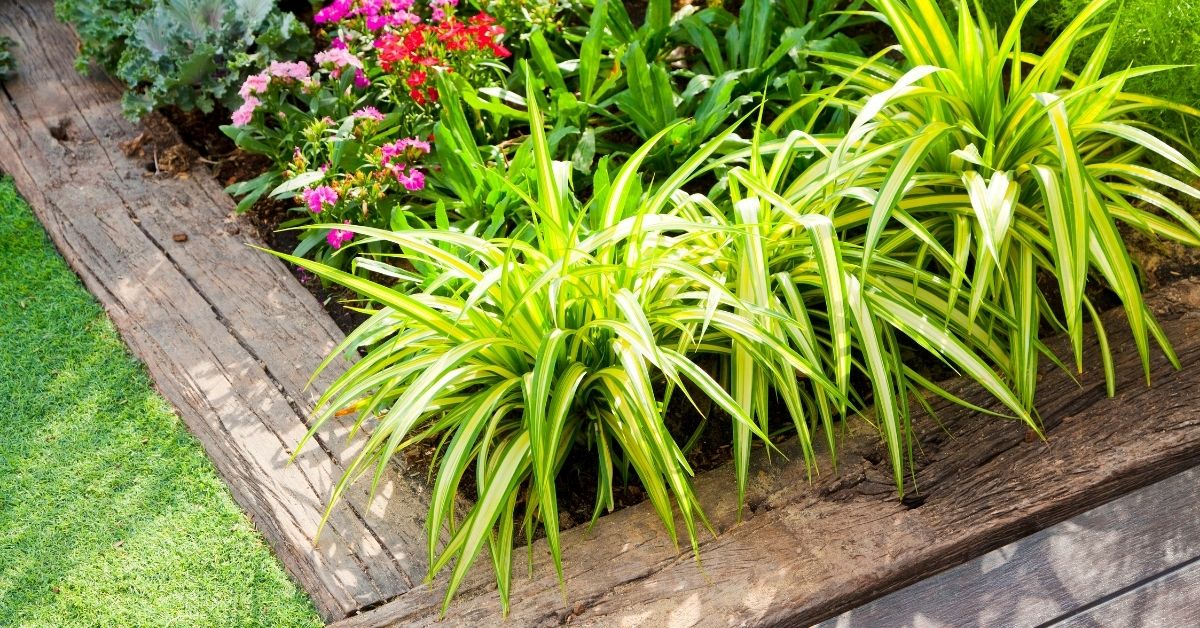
top-left (1054, 558), bottom-right (1200, 626)
top-left (826, 465), bottom-right (1200, 627)
top-left (0, 2), bottom-right (429, 621)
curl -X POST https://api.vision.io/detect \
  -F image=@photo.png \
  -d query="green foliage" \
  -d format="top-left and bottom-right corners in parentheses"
top-left (279, 73), bottom-right (1042, 613)
top-left (799, 0), bottom-right (1200, 407)
top-left (0, 36), bottom-right (15, 81)
top-left (459, 0), bottom-right (866, 174)
top-left (0, 178), bottom-right (321, 627)
top-left (116, 0), bottom-right (313, 118)
top-left (1050, 0), bottom-right (1200, 125)
top-left (58, 0), bottom-right (312, 119)
top-left (56, 0), bottom-right (153, 74)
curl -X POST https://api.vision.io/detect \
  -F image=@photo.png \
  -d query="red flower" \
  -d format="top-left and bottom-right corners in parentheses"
top-left (426, 87), bottom-right (439, 102)
top-left (410, 87), bottom-right (427, 105)
top-left (406, 70), bottom-right (427, 87)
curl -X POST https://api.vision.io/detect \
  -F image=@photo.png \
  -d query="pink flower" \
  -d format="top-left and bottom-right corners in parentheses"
top-left (268, 61), bottom-right (311, 81)
top-left (354, 69), bottom-right (370, 89)
top-left (315, 48), bottom-right (363, 69)
top-left (381, 137), bottom-right (432, 165)
top-left (353, 106), bottom-right (385, 121)
top-left (326, 222), bottom-right (354, 249)
top-left (231, 96), bottom-right (260, 126)
top-left (238, 72), bottom-right (270, 99)
top-left (394, 166), bottom-right (425, 191)
top-left (302, 185), bottom-right (339, 213)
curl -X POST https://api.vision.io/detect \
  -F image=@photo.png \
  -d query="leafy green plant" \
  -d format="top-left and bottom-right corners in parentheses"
top-left (782, 0), bottom-right (1200, 407)
top-left (116, 0), bottom-right (312, 118)
top-left (0, 36), bottom-right (15, 82)
top-left (56, 0), bottom-right (153, 75)
top-left (59, 0), bottom-right (312, 119)
top-left (465, 0), bottom-right (866, 174)
top-left (1049, 0), bottom-right (1200, 136)
top-left (273, 88), bottom-right (812, 613)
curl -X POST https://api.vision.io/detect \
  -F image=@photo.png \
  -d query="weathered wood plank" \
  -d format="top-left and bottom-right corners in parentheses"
top-left (0, 1), bottom-right (429, 620)
top-left (825, 466), bottom-right (1200, 627)
top-left (337, 278), bottom-right (1200, 627)
top-left (1052, 559), bottom-right (1200, 627)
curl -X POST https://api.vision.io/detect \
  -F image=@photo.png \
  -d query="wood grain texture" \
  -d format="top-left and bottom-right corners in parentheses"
top-left (0, 2), bottom-right (430, 621)
top-left (337, 278), bottom-right (1200, 627)
top-left (1053, 559), bottom-right (1200, 627)
top-left (825, 466), bottom-right (1200, 627)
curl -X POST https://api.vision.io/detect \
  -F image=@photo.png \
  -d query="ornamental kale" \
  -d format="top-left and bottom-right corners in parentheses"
top-left (116, 0), bottom-right (313, 119)
top-left (59, 0), bottom-right (313, 120)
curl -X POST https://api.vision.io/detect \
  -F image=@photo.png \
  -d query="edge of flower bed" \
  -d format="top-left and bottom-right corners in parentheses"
top-left (333, 278), bottom-right (1200, 626)
top-left (0, 2), bottom-right (434, 621)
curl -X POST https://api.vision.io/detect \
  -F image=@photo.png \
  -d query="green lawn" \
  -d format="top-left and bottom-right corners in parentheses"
top-left (0, 177), bottom-right (322, 627)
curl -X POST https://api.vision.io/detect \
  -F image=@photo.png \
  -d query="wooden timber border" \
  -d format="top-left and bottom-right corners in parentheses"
top-left (4, 2), bottom-right (1200, 625)
top-left (0, 2), bottom-right (431, 622)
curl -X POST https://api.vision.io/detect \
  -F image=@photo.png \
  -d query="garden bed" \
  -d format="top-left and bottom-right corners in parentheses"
top-left (6, 0), bottom-right (1200, 626)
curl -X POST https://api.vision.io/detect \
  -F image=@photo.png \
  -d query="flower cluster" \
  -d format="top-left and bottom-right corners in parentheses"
top-left (376, 12), bottom-right (509, 104)
top-left (225, 0), bottom-right (511, 262)
top-left (231, 61), bottom-right (314, 126)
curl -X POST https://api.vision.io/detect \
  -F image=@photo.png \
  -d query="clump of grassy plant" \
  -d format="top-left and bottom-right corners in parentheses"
top-left (791, 0), bottom-right (1200, 408)
top-left (274, 86), bottom-right (806, 614)
top-left (279, 74), bottom-right (1037, 612)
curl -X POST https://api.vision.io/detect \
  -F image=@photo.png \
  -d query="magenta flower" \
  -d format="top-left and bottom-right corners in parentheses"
top-left (354, 69), bottom-right (370, 89)
top-left (326, 222), bottom-right (354, 249)
top-left (381, 137), bottom-right (432, 165)
top-left (394, 166), bottom-right (425, 191)
top-left (353, 106), bottom-right (385, 121)
top-left (302, 185), bottom-right (339, 213)
top-left (314, 0), bottom-right (352, 24)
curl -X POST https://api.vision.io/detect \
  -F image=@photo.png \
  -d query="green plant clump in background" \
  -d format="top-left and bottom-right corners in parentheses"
top-left (0, 177), bottom-right (321, 627)
top-left (0, 36), bottom-right (16, 81)
top-left (953, 0), bottom-right (1200, 136)
top-left (1051, 0), bottom-right (1200, 133)
top-left (57, 0), bottom-right (312, 119)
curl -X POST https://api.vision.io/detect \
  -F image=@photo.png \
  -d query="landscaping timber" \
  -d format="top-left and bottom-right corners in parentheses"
top-left (827, 465), bottom-right (1200, 626)
top-left (0, 2), bottom-right (431, 621)
top-left (336, 279), bottom-right (1200, 627)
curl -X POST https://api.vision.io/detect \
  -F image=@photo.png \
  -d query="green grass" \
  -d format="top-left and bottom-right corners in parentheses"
top-left (0, 176), bottom-right (322, 627)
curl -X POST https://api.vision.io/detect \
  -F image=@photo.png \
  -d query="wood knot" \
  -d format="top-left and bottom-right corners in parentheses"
top-left (48, 118), bottom-right (74, 142)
